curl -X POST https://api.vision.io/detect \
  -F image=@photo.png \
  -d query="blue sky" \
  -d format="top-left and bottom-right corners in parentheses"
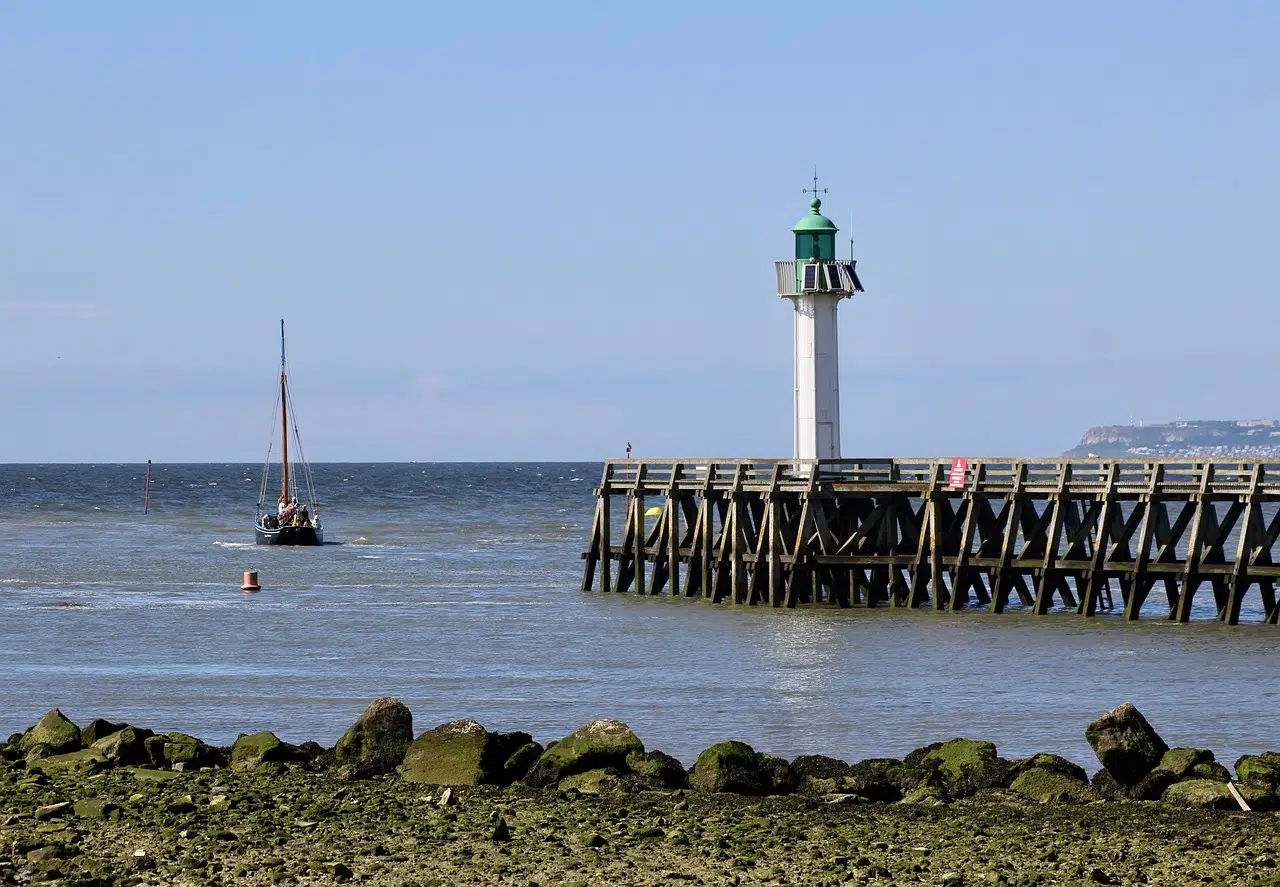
top-left (2, 2), bottom-right (1277, 461)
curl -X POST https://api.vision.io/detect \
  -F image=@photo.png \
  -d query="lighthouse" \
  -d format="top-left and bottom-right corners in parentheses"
top-left (775, 183), bottom-right (864, 460)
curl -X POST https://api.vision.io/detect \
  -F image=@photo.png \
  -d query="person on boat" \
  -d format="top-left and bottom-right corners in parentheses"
top-left (278, 495), bottom-right (288, 516)
top-left (299, 504), bottom-right (310, 528)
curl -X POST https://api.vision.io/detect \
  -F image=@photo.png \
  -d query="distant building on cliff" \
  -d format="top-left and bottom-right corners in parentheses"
top-left (1064, 419), bottom-right (1280, 458)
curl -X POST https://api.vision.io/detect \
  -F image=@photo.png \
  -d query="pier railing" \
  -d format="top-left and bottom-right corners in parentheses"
top-left (581, 458), bottom-right (1280, 625)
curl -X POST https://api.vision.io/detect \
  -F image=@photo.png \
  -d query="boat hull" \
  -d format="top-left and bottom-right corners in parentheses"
top-left (255, 524), bottom-right (324, 546)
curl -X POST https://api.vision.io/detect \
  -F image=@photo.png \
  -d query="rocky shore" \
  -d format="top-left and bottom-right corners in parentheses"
top-left (3, 701), bottom-right (1279, 886)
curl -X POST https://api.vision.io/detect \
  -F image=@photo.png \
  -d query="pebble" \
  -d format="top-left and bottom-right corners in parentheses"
top-left (34, 802), bottom-right (71, 821)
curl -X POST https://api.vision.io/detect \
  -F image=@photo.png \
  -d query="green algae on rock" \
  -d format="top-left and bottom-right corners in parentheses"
top-left (90, 725), bottom-right (154, 766)
top-left (1162, 778), bottom-right (1237, 809)
top-left (335, 697), bottom-right (414, 778)
top-left (78, 718), bottom-right (126, 747)
top-left (690, 740), bottom-right (772, 795)
top-left (524, 719), bottom-right (643, 788)
top-left (900, 738), bottom-right (1012, 798)
top-left (399, 719), bottom-right (534, 786)
top-left (1009, 768), bottom-right (1093, 804)
top-left (231, 730), bottom-right (296, 773)
top-left (1236, 752), bottom-right (1280, 790)
top-left (19, 709), bottom-right (81, 756)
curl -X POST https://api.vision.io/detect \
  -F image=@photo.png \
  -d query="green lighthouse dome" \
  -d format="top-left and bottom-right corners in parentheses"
top-left (793, 197), bottom-right (838, 262)
top-left (793, 197), bottom-right (838, 234)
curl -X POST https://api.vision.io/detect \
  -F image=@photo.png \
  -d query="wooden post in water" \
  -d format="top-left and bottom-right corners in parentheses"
top-left (143, 459), bottom-right (151, 514)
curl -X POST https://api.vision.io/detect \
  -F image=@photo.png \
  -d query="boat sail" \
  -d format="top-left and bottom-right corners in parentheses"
top-left (255, 320), bottom-right (323, 545)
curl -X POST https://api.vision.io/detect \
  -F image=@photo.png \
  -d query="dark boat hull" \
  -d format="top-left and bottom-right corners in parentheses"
top-left (255, 524), bottom-right (324, 546)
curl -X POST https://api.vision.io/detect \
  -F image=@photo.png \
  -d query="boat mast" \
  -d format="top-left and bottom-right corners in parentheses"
top-left (280, 319), bottom-right (289, 504)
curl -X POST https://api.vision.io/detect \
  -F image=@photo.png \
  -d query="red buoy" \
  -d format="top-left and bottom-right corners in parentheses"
top-left (241, 570), bottom-right (261, 592)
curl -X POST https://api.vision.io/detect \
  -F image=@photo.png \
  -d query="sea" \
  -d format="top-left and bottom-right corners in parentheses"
top-left (1, 462), bottom-right (1276, 770)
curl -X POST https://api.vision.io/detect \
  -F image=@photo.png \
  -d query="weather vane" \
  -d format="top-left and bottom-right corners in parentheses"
top-left (802, 166), bottom-right (827, 200)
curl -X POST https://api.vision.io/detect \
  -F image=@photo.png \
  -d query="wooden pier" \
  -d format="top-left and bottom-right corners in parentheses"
top-left (581, 458), bottom-right (1280, 625)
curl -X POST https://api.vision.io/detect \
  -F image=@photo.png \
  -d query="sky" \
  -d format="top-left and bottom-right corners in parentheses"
top-left (1, 2), bottom-right (1277, 462)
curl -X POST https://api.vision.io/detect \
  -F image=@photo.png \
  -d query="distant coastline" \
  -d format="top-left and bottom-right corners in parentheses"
top-left (1064, 419), bottom-right (1280, 459)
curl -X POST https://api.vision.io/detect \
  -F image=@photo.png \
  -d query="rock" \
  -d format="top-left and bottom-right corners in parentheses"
top-left (792, 754), bottom-right (853, 795)
top-left (209, 795), bottom-right (232, 813)
top-left (436, 787), bottom-right (454, 807)
top-left (1235, 752), bottom-right (1280, 790)
top-left (20, 709), bottom-right (81, 755)
top-left (399, 719), bottom-right (533, 786)
top-left (79, 718), bottom-right (126, 747)
top-left (491, 817), bottom-right (511, 842)
top-left (1009, 768), bottom-right (1093, 804)
top-left (1236, 783), bottom-right (1280, 812)
top-left (523, 719), bottom-right (644, 788)
top-left (1089, 767), bottom-right (1128, 801)
top-left (1154, 747), bottom-right (1215, 780)
top-left (760, 756), bottom-right (796, 794)
top-left (501, 741), bottom-right (544, 784)
top-left (162, 732), bottom-right (222, 769)
top-left (325, 862), bottom-right (353, 881)
top-left (1129, 768), bottom-right (1179, 801)
top-left (30, 748), bottom-right (107, 773)
top-left (689, 741), bottom-right (770, 795)
top-left (1162, 778), bottom-right (1236, 809)
top-left (91, 725), bottom-right (154, 766)
top-left (625, 750), bottom-right (688, 789)
top-left (130, 766), bottom-right (180, 782)
top-left (335, 697), bottom-right (414, 777)
top-left (847, 758), bottom-right (905, 802)
top-left (899, 784), bottom-right (947, 806)
top-left (35, 802), bottom-right (73, 821)
top-left (230, 731), bottom-right (295, 773)
top-left (73, 798), bottom-right (119, 820)
top-left (1084, 703), bottom-right (1168, 786)
top-left (900, 739), bottom-right (1011, 798)
top-left (558, 767), bottom-right (623, 794)
top-left (1008, 753), bottom-right (1088, 784)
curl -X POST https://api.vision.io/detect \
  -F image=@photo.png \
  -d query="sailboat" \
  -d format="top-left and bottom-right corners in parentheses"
top-left (255, 320), bottom-right (324, 546)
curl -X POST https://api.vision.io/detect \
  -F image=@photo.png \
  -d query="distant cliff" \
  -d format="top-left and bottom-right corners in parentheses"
top-left (1064, 419), bottom-right (1280, 458)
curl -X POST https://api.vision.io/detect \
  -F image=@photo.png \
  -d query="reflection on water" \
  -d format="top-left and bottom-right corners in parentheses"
top-left (0, 463), bottom-right (1276, 770)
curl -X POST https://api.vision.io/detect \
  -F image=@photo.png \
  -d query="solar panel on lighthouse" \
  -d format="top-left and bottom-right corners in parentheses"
top-left (802, 264), bottom-right (819, 291)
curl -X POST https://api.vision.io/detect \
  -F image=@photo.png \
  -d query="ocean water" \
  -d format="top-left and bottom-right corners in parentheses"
top-left (1, 462), bottom-right (1276, 770)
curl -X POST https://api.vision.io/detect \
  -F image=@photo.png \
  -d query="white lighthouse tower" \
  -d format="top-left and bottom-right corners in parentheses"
top-left (775, 180), bottom-right (864, 460)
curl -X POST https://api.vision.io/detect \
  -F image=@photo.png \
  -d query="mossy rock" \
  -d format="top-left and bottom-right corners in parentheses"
top-left (162, 733), bottom-right (222, 769)
top-left (1008, 753), bottom-right (1087, 784)
top-left (558, 767), bottom-right (622, 794)
top-left (1010, 768), bottom-right (1093, 804)
top-left (1155, 747), bottom-right (1215, 780)
top-left (1236, 752), bottom-right (1280, 790)
top-left (523, 719), bottom-right (644, 788)
top-left (1087, 767), bottom-right (1125, 800)
top-left (899, 784), bottom-right (948, 806)
top-left (1084, 702), bottom-right (1167, 786)
top-left (1162, 778), bottom-right (1236, 809)
top-left (760, 756), bottom-right (795, 794)
top-left (847, 758), bottom-right (904, 802)
top-left (30, 749), bottom-right (107, 773)
top-left (230, 731), bottom-right (295, 773)
top-left (399, 719), bottom-right (533, 786)
top-left (72, 798), bottom-right (120, 820)
top-left (1237, 783), bottom-right (1280, 812)
top-left (501, 741), bottom-right (543, 784)
top-left (335, 698), bottom-right (414, 778)
top-left (1130, 768), bottom-right (1179, 801)
top-left (625, 749), bottom-right (688, 789)
top-left (791, 754), bottom-right (853, 794)
top-left (689, 741), bottom-right (770, 795)
top-left (91, 726), bottom-right (154, 766)
top-left (20, 709), bottom-right (81, 755)
top-left (902, 739), bottom-right (1010, 798)
top-left (79, 719), bottom-right (126, 748)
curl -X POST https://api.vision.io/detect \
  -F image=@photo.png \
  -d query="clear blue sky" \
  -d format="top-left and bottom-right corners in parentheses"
top-left (2, 2), bottom-right (1276, 462)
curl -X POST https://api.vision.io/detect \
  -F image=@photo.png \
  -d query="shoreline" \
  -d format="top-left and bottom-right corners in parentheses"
top-left (4, 701), bottom-right (1280, 885)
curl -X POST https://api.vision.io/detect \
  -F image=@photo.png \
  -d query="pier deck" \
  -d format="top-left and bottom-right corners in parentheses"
top-left (581, 458), bottom-right (1280, 624)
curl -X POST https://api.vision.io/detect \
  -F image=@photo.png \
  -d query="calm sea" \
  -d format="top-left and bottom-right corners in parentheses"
top-left (1, 463), bottom-right (1276, 769)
